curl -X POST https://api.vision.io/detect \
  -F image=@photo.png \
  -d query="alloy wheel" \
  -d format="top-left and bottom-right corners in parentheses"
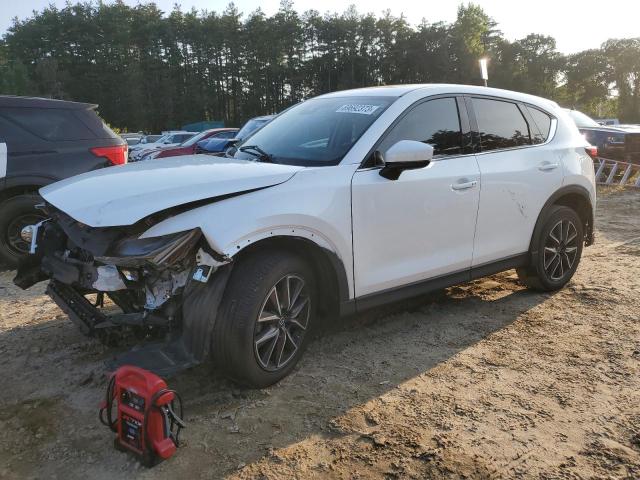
top-left (254, 274), bottom-right (310, 372)
top-left (543, 219), bottom-right (578, 281)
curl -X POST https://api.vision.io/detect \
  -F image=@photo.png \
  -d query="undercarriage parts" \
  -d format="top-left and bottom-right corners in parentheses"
top-left (93, 265), bottom-right (127, 291)
top-left (47, 280), bottom-right (108, 336)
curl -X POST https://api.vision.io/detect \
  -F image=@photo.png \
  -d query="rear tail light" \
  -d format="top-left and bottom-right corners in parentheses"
top-left (91, 145), bottom-right (128, 165)
top-left (585, 145), bottom-right (598, 160)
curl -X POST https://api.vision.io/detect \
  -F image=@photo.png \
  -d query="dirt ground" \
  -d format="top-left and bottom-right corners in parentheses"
top-left (1, 186), bottom-right (639, 479)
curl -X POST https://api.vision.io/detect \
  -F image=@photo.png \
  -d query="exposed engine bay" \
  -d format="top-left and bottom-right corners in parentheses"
top-left (14, 204), bottom-right (233, 374)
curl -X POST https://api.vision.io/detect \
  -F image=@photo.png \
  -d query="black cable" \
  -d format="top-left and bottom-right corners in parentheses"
top-left (168, 391), bottom-right (185, 446)
top-left (99, 375), bottom-right (117, 432)
top-left (142, 388), bottom-right (185, 456)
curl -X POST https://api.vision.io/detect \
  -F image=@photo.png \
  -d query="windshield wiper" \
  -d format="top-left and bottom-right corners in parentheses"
top-left (239, 145), bottom-right (274, 163)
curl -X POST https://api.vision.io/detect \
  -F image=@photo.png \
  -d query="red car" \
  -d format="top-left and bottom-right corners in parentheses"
top-left (144, 128), bottom-right (239, 160)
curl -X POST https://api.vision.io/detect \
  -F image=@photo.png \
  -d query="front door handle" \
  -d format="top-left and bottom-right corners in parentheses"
top-left (538, 162), bottom-right (559, 171)
top-left (451, 180), bottom-right (478, 191)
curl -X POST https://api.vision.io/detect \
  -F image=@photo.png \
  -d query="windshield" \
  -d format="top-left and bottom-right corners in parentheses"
top-left (567, 110), bottom-right (599, 128)
top-left (237, 118), bottom-right (270, 139)
top-left (234, 97), bottom-right (394, 166)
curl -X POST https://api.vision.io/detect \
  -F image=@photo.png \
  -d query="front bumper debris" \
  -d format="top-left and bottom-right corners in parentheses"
top-left (13, 204), bottom-right (233, 376)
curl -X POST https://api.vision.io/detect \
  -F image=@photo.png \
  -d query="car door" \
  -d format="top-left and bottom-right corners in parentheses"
top-left (351, 96), bottom-right (481, 298)
top-left (468, 97), bottom-right (563, 266)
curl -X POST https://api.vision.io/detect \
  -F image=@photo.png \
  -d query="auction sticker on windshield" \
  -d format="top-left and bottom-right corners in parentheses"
top-left (336, 104), bottom-right (380, 115)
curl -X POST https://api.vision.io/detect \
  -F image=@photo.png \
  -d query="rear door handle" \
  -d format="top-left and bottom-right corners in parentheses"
top-left (451, 180), bottom-right (477, 191)
top-left (538, 162), bottom-right (559, 171)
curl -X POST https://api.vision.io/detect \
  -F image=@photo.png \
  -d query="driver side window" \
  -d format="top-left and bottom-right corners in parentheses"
top-left (379, 98), bottom-right (463, 157)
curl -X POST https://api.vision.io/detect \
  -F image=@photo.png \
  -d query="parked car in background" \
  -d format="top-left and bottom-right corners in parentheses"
top-left (143, 128), bottom-right (238, 160)
top-left (595, 118), bottom-right (619, 126)
top-left (129, 131), bottom-right (196, 161)
top-left (0, 95), bottom-right (126, 267)
top-left (565, 109), bottom-right (640, 163)
top-left (120, 132), bottom-right (144, 146)
top-left (197, 115), bottom-right (273, 154)
top-left (16, 85), bottom-right (595, 388)
top-left (139, 134), bottom-right (163, 144)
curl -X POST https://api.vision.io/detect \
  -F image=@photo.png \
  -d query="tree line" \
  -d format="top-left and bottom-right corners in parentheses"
top-left (1, 1), bottom-right (639, 132)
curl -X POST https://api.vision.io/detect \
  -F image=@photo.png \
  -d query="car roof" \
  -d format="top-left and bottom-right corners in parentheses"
top-left (317, 85), bottom-right (427, 98)
top-left (0, 95), bottom-right (96, 110)
top-left (203, 127), bottom-right (239, 133)
top-left (317, 84), bottom-right (559, 109)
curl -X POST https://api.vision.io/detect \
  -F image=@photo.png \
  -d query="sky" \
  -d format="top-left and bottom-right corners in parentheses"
top-left (1, 0), bottom-right (639, 54)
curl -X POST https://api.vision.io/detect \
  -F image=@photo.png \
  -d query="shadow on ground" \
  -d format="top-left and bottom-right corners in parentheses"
top-left (0, 268), bottom-right (551, 478)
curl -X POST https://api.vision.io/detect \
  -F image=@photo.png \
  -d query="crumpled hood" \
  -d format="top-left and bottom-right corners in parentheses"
top-left (40, 155), bottom-right (303, 227)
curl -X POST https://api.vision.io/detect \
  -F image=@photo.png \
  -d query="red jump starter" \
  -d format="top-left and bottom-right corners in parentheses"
top-left (100, 366), bottom-right (185, 467)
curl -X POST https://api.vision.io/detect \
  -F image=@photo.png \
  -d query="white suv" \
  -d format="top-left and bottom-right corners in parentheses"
top-left (16, 85), bottom-right (596, 387)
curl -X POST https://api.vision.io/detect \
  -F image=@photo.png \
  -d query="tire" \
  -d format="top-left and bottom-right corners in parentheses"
top-left (212, 250), bottom-right (317, 388)
top-left (0, 194), bottom-right (46, 268)
top-left (517, 205), bottom-right (584, 291)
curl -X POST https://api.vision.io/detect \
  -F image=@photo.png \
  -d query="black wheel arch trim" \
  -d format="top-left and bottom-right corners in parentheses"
top-left (0, 175), bottom-right (57, 199)
top-left (529, 185), bottom-right (594, 264)
top-left (229, 234), bottom-right (353, 317)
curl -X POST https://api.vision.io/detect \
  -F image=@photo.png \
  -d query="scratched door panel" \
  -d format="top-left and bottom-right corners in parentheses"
top-left (472, 146), bottom-right (563, 265)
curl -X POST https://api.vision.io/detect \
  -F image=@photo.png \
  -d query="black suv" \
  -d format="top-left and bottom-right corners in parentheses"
top-left (0, 96), bottom-right (126, 267)
top-left (565, 109), bottom-right (640, 164)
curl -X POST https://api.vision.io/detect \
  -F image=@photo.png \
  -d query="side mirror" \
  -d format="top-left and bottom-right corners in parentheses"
top-left (378, 140), bottom-right (434, 180)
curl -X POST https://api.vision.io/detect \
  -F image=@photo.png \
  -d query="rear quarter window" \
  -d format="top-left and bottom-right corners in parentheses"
top-left (526, 106), bottom-right (553, 144)
top-left (0, 107), bottom-right (100, 141)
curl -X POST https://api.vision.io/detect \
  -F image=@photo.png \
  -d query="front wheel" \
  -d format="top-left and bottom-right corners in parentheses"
top-left (212, 250), bottom-right (316, 388)
top-left (517, 205), bottom-right (584, 291)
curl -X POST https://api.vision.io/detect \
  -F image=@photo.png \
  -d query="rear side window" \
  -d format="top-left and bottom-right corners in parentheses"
top-left (472, 98), bottom-right (531, 151)
top-left (0, 116), bottom-right (35, 144)
top-left (379, 98), bottom-right (463, 156)
top-left (1, 107), bottom-right (97, 141)
top-left (77, 109), bottom-right (119, 139)
top-left (526, 106), bottom-right (552, 144)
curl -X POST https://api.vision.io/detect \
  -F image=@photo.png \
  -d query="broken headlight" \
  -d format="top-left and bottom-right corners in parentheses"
top-left (96, 228), bottom-right (202, 268)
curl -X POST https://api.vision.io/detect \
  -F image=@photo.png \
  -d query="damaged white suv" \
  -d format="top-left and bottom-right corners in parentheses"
top-left (15, 85), bottom-right (596, 387)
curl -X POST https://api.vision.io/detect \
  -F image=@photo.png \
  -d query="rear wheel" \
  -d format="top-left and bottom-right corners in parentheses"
top-left (0, 194), bottom-right (46, 268)
top-left (212, 250), bottom-right (316, 388)
top-left (517, 205), bottom-right (584, 291)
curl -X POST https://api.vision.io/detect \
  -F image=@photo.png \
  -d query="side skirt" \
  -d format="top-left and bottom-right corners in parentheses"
top-left (349, 253), bottom-right (529, 314)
